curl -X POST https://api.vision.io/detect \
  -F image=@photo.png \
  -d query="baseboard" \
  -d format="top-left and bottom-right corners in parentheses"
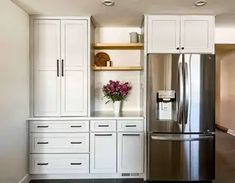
top-left (216, 123), bottom-right (228, 133)
top-left (18, 174), bottom-right (31, 183)
top-left (228, 129), bottom-right (235, 136)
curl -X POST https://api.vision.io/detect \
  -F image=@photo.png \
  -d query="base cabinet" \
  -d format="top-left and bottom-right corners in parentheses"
top-left (118, 133), bottom-right (144, 173)
top-left (30, 154), bottom-right (89, 174)
top-left (90, 133), bottom-right (117, 173)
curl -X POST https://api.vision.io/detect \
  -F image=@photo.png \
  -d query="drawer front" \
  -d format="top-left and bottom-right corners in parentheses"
top-left (29, 121), bottom-right (89, 133)
top-left (117, 120), bottom-right (144, 132)
top-left (30, 154), bottom-right (89, 174)
top-left (30, 133), bottom-right (89, 153)
top-left (90, 120), bottom-right (116, 132)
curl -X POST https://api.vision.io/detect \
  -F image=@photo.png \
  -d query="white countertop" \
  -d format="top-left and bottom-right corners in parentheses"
top-left (27, 111), bottom-right (145, 121)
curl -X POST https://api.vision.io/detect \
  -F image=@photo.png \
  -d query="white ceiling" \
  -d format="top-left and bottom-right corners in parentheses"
top-left (12, 0), bottom-right (235, 27)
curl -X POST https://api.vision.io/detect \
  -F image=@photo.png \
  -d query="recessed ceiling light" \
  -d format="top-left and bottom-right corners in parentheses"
top-left (102, 0), bottom-right (115, 6)
top-left (194, 0), bottom-right (207, 7)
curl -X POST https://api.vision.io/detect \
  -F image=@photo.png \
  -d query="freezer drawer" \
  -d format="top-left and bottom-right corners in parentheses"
top-left (148, 134), bottom-right (214, 181)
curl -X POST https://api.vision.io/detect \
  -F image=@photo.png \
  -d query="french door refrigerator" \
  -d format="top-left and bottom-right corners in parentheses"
top-left (147, 54), bottom-right (215, 181)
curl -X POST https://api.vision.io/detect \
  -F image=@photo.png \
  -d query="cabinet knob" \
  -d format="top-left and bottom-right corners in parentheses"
top-left (176, 47), bottom-right (180, 50)
top-left (181, 47), bottom-right (185, 50)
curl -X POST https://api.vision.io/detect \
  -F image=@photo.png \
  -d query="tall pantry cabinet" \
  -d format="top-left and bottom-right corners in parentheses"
top-left (32, 18), bottom-right (89, 117)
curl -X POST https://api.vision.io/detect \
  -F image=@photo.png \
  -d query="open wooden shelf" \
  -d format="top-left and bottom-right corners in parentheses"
top-left (93, 43), bottom-right (144, 50)
top-left (93, 66), bottom-right (143, 71)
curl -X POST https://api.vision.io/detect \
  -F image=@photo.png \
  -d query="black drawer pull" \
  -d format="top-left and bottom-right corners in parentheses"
top-left (37, 142), bottom-right (49, 144)
top-left (123, 134), bottom-right (140, 136)
top-left (95, 134), bottom-right (112, 136)
top-left (37, 163), bottom-right (48, 166)
top-left (70, 142), bottom-right (82, 144)
top-left (37, 125), bottom-right (49, 128)
top-left (71, 163), bottom-right (82, 165)
top-left (70, 125), bottom-right (82, 128)
top-left (125, 125), bottom-right (137, 127)
top-left (98, 125), bottom-right (109, 127)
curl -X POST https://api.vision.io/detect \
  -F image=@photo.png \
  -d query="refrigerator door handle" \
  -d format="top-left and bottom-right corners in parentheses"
top-left (151, 135), bottom-right (213, 142)
top-left (184, 61), bottom-right (190, 125)
top-left (178, 62), bottom-right (184, 124)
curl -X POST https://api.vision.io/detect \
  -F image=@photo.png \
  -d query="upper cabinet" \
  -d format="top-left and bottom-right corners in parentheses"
top-left (32, 18), bottom-right (89, 117)
top-left (147, 16), bottom-right (180, 53)
top-left (146, 15), bottom-right (215, 54)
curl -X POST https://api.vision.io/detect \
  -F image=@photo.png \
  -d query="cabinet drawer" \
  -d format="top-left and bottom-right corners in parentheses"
top-left (30, 154), bottom-right (89, 174)
top-left (90, 120), bottom-right (116, 132)
top-left (30, 133), bottom-right (89, 153)
top-left (29, 121), bottom-right (89, 133)
top-left (117, 120), bottom-right (144, 132)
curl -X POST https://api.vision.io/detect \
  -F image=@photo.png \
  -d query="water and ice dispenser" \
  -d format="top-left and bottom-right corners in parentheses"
top-left (156, 90), bottom-right (176, 120)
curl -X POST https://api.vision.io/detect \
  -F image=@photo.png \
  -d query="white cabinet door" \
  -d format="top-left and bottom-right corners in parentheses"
top-left (90, 133), bottom-right (116, 173)
top-left (180, 16), bottom-right (215, 53)
top-left (61, 20), bottom-right (88, 116)
top-left (118, 133), bottom-right (144, 173)
top-left (147, 15), bottom-right (180, 53)
top-left (33, 20), bottom-right (61, 116)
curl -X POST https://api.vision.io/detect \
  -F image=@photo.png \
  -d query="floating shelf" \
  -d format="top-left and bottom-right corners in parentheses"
top-left (93, 43), bottom-right (144, 50)
top-left (93, 66), bottom-right (143, 71)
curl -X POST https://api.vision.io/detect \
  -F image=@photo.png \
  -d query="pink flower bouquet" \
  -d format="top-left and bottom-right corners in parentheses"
top-left (103, 80), bottom-right (132, 104)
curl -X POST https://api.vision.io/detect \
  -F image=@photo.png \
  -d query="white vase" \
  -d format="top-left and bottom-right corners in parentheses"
top-left (113, 101), bottom-right (122, 114)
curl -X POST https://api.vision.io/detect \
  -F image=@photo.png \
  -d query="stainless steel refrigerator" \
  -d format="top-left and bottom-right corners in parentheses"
top-left (147, 54), bottom-right (215, 181)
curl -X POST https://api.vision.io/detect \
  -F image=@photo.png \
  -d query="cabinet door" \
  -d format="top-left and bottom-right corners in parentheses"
top-left (118, 133), bottom-right (144, 173)
top-left (90, 133), bottom-right (116, 173)
top-left (33, 20), bottom-right (61, 116)
top-left (61, 20), bottom-right (88, 116)
top-left (147, 15), bottom-right (180, 53)
top-left (180, 16), bottom-right (215, 53)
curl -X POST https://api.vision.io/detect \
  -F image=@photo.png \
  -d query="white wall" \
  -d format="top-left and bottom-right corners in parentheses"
top-left (215, 27), bottom-right (235, 44)
top-left (94, 27), bottom-right (142, 111)
top-left (0, 0), bottom-right (29, 183)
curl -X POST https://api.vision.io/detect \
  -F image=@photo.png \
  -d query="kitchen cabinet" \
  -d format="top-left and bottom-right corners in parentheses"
top-left (90, 132), bottom-right (117, 173)
top-left (117, 133), bottom-right (144, 173)
top-left (117, 120), bottom-right (144, 174)
top-left (147, 15), bottom-right (180, 53)
top-left (29, 120), bottom-right (90, 174)
top-left (30, 154), bottom-right (89, 174)
top-left (146, 15), bottom-right (215, 53)
top-left (33, 19), bottom-right (88, 117)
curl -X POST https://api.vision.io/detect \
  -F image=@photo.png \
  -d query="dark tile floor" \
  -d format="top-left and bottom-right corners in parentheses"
top-left (30, 130), bottom-right (235, 183)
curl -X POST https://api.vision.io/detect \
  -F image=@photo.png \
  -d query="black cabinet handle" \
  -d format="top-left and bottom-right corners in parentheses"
top-left (125, 125), bottom-right (137, 127)
top-left (95, 134), bottom-right (112, 136)
top-left (176, 47), bottom-right (180, 50)
top-left (181, 47), bottom-right (185, 50)
top-left (57, 59), bottom-right (59, 77)
top-left (70, 125), bottom-right (82, 128)
top-left (37, 125), bottom-right (49, 128)
top-left (61, 59), bottom-right (64, 77)
top-left (37, 142), bottom-right (49, 144)
top-left (123, 134), bottom-right (140, 136)
top-left (98, 125), bottom-right (109, 127)
top-left (70, 142), bottom-right (82, 144)
top-left (70, 163), bottom-right (82, 165)
top-left (37, 163), bottom-right (48, 166)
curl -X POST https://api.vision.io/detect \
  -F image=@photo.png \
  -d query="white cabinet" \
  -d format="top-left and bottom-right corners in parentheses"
top-left (33, 20), bottom-right (61, 116)
top-left (30, 133), bottom-right (89, 153)
top-left (90, 133), bottom-right (116, 173)
top-left (33, 19), bottom-right (88, 117)
top-left (146, 15), bottom-right (215, 53)
top-left (147, 16), bottom-right (180, 53)
top-left (30, 154), bottom-right (89, 174)
top-left (180, 16), bottom-right (215, 53)
top-left (118, 133), bottom-right (144, 173)
top-left (61, 20), bottom-right (88, 116)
